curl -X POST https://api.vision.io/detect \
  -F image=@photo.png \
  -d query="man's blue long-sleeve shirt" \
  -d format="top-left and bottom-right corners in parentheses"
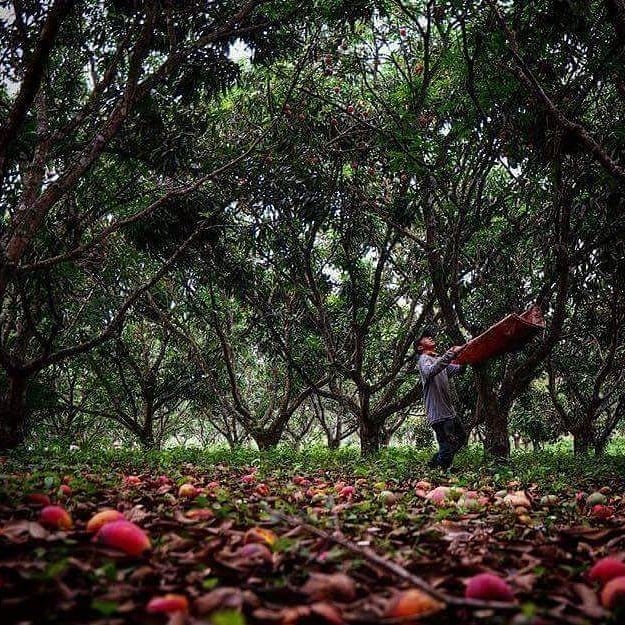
top-left (418, 350), bottom-right (464, 425)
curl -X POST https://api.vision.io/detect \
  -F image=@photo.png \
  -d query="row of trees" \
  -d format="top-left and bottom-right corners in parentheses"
top-left (1, 1), bottom-right (624, 456)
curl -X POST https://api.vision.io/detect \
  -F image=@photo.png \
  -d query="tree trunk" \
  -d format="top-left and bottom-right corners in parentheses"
top-left (594, 439), bottom-right (608, 456)
top-left (326, 417), bottom-right (342, 450)
top-left (360, 418), bottom-right (382, 456)
top-left (138, 428), bottom-right (157, 450)
top-left (327, 436), bottom-right (340, 450)
top-left (252, 427), bottom-right (282, 451)
top-left (474, 365), bottom-right (510, 459)
top-left (139, 398), bottom-right (157, 449)
top-left (0, 374), bottom-right (29, 450)
top-left (573, 427), bottom-right (594, 455)
top-left (483, 404), bottom-right (510, 458)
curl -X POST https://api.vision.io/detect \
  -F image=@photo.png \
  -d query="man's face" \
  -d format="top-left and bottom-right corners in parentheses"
top-left (418, 336), bottom-right (436, 352)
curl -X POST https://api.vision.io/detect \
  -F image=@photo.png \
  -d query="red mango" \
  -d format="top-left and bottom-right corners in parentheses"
top-left (146, 594), bottom-right (189, 614)
top-left (95, 520), bottom-right (151, 556)
top-left (589, 557), bottom-right (625, 585)
top-left (601, 576), bottom-right (625, 610)
top-left (40, 505), bottom-right (73, 530)
top-left (86, 509), bottom-right (125, 533)
top-left (465, 573), bottom-right (514, 602)
top-left (27, 493), bottom-right (51, 506)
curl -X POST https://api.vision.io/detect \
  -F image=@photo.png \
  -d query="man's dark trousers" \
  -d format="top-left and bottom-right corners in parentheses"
top-left (429, 417), bottom-right (465, 469)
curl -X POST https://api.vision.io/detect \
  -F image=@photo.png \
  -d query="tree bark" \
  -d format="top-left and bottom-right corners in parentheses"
top-left (573, 428), bottom-right (594, 455)
top-left (138, 389), bottom-right (157, 449)
top-left (0, 374), bottom-right (30, 450)
top-left (594, 436), bottom-right (610, 456)
top-left (474, 365), bottom-right (510, 459)
top-left (138, 400), bottom-right (157, 450)
top-left (0, 0), bottom-right (73, 182)
top-left (360, 418), bottom-right (382, 456)
top-left (327, 436), bottom-right (340, 450)
top-left (138, 429), bottom-right (157, 450)
top-left (222, 430), bottom-right (236, 449)
top-left (252, 426), bottom-right (283, 451)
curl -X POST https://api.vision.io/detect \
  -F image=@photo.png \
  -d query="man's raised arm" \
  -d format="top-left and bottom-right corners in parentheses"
top-left (419, 346), bottom-right (466, 381)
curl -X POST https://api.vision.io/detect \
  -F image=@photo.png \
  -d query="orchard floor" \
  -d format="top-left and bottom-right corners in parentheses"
top-left (2, 445), bottom-right (625, 625)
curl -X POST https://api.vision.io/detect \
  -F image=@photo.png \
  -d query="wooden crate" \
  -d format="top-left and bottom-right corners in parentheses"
top-left (453, 305), bottom-right (546, 366)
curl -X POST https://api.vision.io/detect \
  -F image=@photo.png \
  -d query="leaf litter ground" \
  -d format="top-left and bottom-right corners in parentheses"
top-left (1, 448), bottom-right (625, 625)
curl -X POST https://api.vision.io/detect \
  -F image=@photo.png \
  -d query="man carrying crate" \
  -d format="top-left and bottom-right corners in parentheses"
top-left (415, 306), bottom-right (544, 468)
top-left (416, 330), bottom-right (468, 470)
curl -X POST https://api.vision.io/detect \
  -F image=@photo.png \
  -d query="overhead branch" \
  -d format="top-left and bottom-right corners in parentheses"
top-left (488, 0), bottom-right (625, 185)
top-left (0, 0), bottom-right (73, 183)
